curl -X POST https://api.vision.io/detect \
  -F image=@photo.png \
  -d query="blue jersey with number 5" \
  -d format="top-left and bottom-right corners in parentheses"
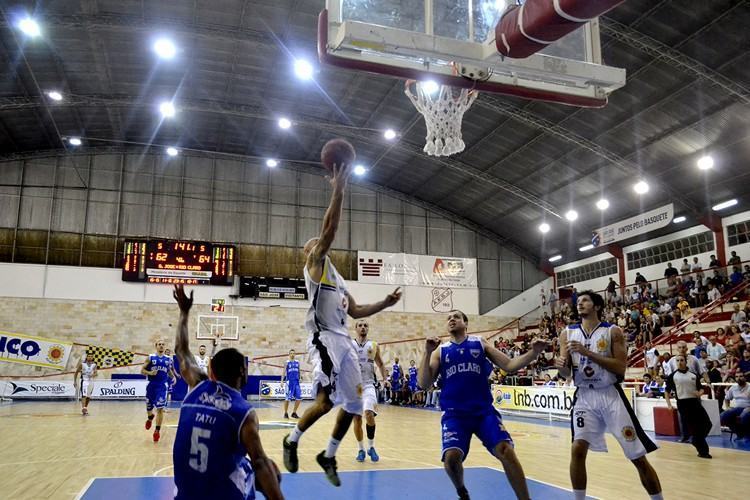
top-left (173, 380), bottom-right (256, 500)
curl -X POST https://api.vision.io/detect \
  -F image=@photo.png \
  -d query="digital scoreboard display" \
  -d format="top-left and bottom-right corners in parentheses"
top-left (122, 240), bottom-right (235, 285)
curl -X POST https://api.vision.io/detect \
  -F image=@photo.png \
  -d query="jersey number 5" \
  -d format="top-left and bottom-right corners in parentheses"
top-left (189, 427), bottom-right (211, 473)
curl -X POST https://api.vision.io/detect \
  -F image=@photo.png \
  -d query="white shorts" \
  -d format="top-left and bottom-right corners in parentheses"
top-left (81, 379), bottom-right (94, 398)
top-left (307, 331), bottom-right (363, 415)
top-left (362, 385), bottom-right (378, 415)
top-left (571, 385), bottom-right (657, 460)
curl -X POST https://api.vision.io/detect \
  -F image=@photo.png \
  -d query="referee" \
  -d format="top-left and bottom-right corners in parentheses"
top-left (665, 355), bottom-right (712, 459)
top-left (666, 341), bottom-right (708, 442)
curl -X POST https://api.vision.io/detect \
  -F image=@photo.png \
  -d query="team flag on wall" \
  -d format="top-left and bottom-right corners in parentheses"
top-left (86, 345), bottom-right (135, 368)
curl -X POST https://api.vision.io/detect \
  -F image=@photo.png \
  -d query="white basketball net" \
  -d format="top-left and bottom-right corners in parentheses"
top-left (405, 82), bottom-right (478, 157)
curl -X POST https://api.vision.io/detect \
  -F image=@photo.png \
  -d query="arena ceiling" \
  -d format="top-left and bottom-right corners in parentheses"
top-left (1, 0), bottom-right (749, 265)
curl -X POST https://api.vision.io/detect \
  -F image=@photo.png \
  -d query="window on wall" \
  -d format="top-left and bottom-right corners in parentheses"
top-left (626, 231), bottom-right (714, 270)
top-left (727, 220), bottom-right (750, 247)
top-left (557, 258), bottom-right (618, 287)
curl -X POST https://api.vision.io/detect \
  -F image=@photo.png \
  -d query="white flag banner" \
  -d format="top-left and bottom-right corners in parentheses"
top-left (417, 255), bottom-right (477, 288)
top-left (592, 203), bottom-right (674, 247)
top-left (0, 331), bottom-right (73, 370)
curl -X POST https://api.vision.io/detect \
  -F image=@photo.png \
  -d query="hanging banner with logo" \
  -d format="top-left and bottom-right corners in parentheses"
top-left (357, 252), bottom-right (476, 288)
top-left (258, 380), bottom-right (314, 400)
top-left (0, 380), bottom-right (76, 399)
top-left (592, 203), bottom-right (674, 247)
top-left (417, 255), bottom-right (477, 288)
top-left (0, 331), bottom-right (73, 370)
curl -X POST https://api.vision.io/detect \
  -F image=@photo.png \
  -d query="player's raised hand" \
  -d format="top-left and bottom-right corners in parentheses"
top-left (330, 162), bottom-right (351, 189)
top-left (384, 287), bottom-right (402, 307)
top-left (173, 284), bottom-right (194, 313)
top-left (425, 336), bottom-right (441, 353)
top-left (553, 356), bottom-right (568, 370)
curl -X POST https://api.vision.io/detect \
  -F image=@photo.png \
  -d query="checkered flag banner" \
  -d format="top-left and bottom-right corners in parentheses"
top-left (85, 345), bottom-right (135, 368)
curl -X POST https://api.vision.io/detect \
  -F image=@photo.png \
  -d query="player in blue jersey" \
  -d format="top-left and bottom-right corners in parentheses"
top-left (555, 290), bottom-right (663, 500)
top-left (282, 349), bottom-right (302, 419)
top-left (407, 359), bottom-right (419, 404)
top-left (391, 357), bottom-right (402, 405)
top-left (420, 310), bottom-right (548, 500)
top-left (171, 285), bottom-right (283, 500)
top-left (141, 338), bottom-right (176, 442)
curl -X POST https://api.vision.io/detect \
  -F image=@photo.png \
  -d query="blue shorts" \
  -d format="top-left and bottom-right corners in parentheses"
top-left (286, 381), bottom-right (301, 401)
top-left (409, 382), bottom-right (418, 392)
top-left (392, 381), bottom-right (401, 391)
top-left (146, 382), bottom-right (168, 411)
top-left (441, 408), bottom-right (513, 461)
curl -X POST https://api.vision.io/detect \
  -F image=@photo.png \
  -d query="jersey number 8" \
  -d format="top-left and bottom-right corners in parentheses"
top-left (189, 427), bottom-right (211, 473)
top-left (576, 416), bottom-right (585, 428)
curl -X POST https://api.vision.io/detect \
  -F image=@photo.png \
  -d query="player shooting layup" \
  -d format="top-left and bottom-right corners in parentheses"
top-left (282, 159), bottom-right (401, 487)
top-left (555, 290), bottom-right (663, 500)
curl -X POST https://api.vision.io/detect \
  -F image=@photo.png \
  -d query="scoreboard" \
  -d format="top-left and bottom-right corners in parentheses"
top-left (122, 239), bottom-right (235, 285)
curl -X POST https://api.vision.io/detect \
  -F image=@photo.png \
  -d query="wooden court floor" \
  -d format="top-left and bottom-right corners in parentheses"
top-left (0, 400), bottom-right (745, 499)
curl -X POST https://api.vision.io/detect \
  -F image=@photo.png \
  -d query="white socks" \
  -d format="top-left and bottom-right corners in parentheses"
top-left (573, 490), bottom-right (586, 500)
top-left (367, 438), bottom-right (375, 449)
top-left (324, 437), bottom-right (341, 458)
top-left (649, 494), bottom-right (664, 500)
top-left (358, 440), bottom-right (365, 451)
top-left (288, 425), bottom-right (304, 443)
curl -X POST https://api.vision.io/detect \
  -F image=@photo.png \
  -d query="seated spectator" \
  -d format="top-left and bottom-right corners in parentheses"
top-left (739, 349), bottom-right (750, 377)
top-left (542, 373), bottom-right (556, 387)
top-left (709, 254), bottom-right (721, 269)
top-left (729, 250), bottom-right (742, 267)
top-left (716, 327), bottom-right (727, 344)
top-left (728, 325), bottom-right (742, 345)
top-left (707, 283), bottom-right (721, 302)
top-left (743, 264), bottom-right (750, 282)
top-left (689, 284), bottom-right (703, 307)
top-left (741, 324), bottom-right (750, 350)
top-left (640, 373), bottom-right (660, 398)
top-left (697, 350), bottom-right (710, 373)
top-left (707, 336), bottom-right (727, 361)
top-left (729, 266), bottom-right (744, 287)
top-left (677, 295), bottom-right (691, 319)
top-left (692, 340), bottom-right (707, 360)
top-left (720, 373), bottom-right (750, 440)
top-left (710, 270), bottom-right (726, 291)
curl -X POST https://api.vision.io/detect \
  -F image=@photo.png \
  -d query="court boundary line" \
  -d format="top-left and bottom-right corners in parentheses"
top-left (486, 466), bottom-right (600, 499)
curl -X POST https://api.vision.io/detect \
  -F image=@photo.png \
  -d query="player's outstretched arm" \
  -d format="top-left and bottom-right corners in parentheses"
top-left (240, 411), bottom-right (284, 500)
top-left (418, 337), bottom-right (441, 389)
top-left (484, 337), bottom-right (549, 373)
top-left (172, 284), bottom-right (206, 388)
top-left (347, 287), bottom-right (402, 319)
top-left (567, 326), bottom-right (627, 377)
top-left (554, 330), bottom-right (572, 379)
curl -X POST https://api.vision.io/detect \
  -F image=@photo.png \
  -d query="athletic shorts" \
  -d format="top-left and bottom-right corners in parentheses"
top-left (571, 385), bottom-right (657, 460)
top-left (286, 381), bottom-right (302, 401)
top-left (308, 330), bottom-right (363, 415)
top-left (441, 407), bottom-right (513, 462)
top-left (409, 382), bottom-right (418, 392)
top-left (362, 385), bottom-right (378, 415)
top-left (80, 379), bottom-right (94, 398)
top-left (146, 382), bottom-right (168, 411)
top-left (392, 380), bottom-right (401, 391)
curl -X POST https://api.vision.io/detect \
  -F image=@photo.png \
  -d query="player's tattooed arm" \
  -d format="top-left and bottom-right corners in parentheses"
top-left (172, 284), bottom-right (207, 388)
top-left (419, 337), bottom-right (441, 389)
top-left (347, 287), bottom-right (402, 319)
top-left (241, 411), bottom-right (284, 500)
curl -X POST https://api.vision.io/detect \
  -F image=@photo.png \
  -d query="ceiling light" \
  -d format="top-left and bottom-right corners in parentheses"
top-left (293, 59), bottom-right (314, 80)
top-left (538, 223), bottom-right (550, 234)
top-left (579, 244), bottom-right (594, 252)
top-left (673, 216), bottom-right (686, 224)
top-left (266, 159), bottom-right (278, 168)
top-left (712, 199), bottom-right (738, 211)
top-left (68, 137), bottom-right (82, 146)
top-left (548, 255), bottom-right (562, 262)
top-left (697, 155), bottom-right (714, 170)
top-left (166, 147), bottom-right (179, 157)
top-left (18, 18), bottom-right (41, 38)
top-left (565, 210), bottom-right (578, 222)
top-left (153, 38), bottom-right (177, 59)
top-left (633, 180), bottom-right (649, 194)
top-left (47, 91), bottom-right (63, 101)
top-left (384, 129), bottom-right (397, 140)
top-left (420, 80), bottom-right (440, 95)
top-left (159, 101), bottom-right (176, 118)
top-left (353, 165), bottom-right (367, 176)
top-left (278, 117), bottom-right (292, 129)
top-left (596, 198), bottom-right (609, 210)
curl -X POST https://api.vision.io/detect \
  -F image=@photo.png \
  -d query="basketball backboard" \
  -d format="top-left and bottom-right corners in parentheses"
top-left (318, 0), bottom-right (626, 107)
top-left (196, 314), bottom-right (239, 341)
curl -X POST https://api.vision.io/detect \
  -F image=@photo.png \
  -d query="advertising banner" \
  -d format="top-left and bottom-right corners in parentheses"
top-left (0, 380), bottom-right (76, 399)
top-left (592, 203), bottom-right (673, 247)
top-left (417, 255), bottom-right (477, 288)
top-left (258, 380), bottom-right (314, 400)
top-left (357, 252), bottom-right (476, 288)
top-left (492, 385), bottom-right (634, 417)
top-left (90, 380), bottom-right (147, 399)
top-left (0, 331), bottom-right (73, 370)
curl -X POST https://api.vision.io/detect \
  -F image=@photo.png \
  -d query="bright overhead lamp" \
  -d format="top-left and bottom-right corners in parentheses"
top-left (353, 165), bottom-right (367, 176)
top-left (278, 117), bottom-right (292, 129)
top-left (538, 223), bottom-right (550, 234)
top-left (18, 18), bottom-right (41, 38)
top-left (153, 38), bottom-right (177, 59)
top-left (596, 198), bottom-right (609, 210)
top-left (68, 137), bottom-right (82, 146)
top-left (266, 159), bottom-right (278, 168)
top-left (565, 210), bottom-right (578, 222)
top-left (633, 180), bottom-right (649, 194)
top-left (293, 59), bottom-right (314, 80)
top-left (166, 147), bottom-right (179, 157)
top-left (697, 155), bottom-right (714, 170)
top-left (384, 129), bottom-right (397, 140)
top-left (712, 199), bottom-right (738, 211)
top-left (159, 101), bottom-right (176, 118)
top-left (579, 244), bottom-right (594, 252)
top-left (548, 255), bottom-right (562, 262)
top-left (47, 91), bottom-right (63, 101)
top-left (420, 80), bottom-right (440, 95)
top-left (673, 216), bottom-right (686, 224)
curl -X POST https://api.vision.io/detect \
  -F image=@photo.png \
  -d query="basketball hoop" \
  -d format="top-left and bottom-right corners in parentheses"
top-left (405, 77), bottom-right (478, 157)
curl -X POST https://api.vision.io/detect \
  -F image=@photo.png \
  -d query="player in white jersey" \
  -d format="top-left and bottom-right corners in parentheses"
top-left (195, 344), bottom-right (210, 374)
top-left (282, 160), bottom-right (402, 487)
top-left (74, 352), bottom-right (98, 415)
top-left (351, 319), bottom-right (387, 463)
top-left (555, 290), bottom-right (663, 500)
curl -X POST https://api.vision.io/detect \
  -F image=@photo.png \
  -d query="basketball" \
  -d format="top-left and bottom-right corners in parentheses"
top-left (320, 138), bottom-right (356, 172)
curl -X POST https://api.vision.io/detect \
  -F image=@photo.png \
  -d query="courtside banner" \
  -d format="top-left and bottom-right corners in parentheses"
top-left (258, 380), bottom-right (314, 400)
top-left (592, 203), bottom-right (673, 247)
top-left (0, 380), bottom-right (76, 399)
top-left (0, 331), bottom-right (73, 370)
top-left (90, 380), bottom-right (147, 399)
top-left (492, 385), bottom-right (635, 416)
